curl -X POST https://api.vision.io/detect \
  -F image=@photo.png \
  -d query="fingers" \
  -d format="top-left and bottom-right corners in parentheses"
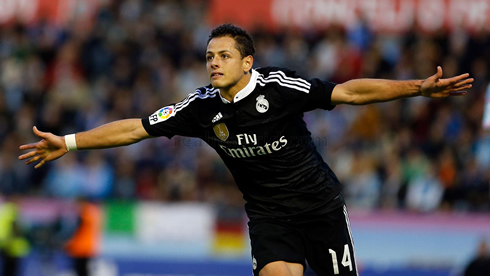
top-left (25, 155), bottom-right (42, 165)
top-left (448, 91), bottom-right (467, 96)
top-left (453, 84), bottom-right (473, 92)
top-left (436, 66), bottom-right (443, 78)
top-left (19, 142), bottom-right (39, 151)
top-left (429, 66), bottom-right (443, 82)
top-left (433, 65), bottom-right (472, 86)
top-left (443, 73), bottom-right (471, 85)
top-left (18, 150), bottom-right (38, 160)
top-left (21, 126), bottom-right (55, 169)
top-left (445, 84), bottom-right (472, 97)
top-left (442, 77), bottom-right (473, 94)
top-left (20, 152), bottom-right (52, 169)
top-left (454, 78), bottom-right (474, 87)
top-left (33, 126), bottom-right (48, 139)
top-left (34, 160), bottom-right (46, 169)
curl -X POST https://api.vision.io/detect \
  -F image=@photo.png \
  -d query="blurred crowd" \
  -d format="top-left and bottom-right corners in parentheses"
top-left (1, 0), bottom-right (489, 213)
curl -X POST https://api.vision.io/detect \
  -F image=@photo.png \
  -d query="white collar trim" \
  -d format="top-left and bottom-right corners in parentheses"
top-left (219, 69), bottom-right (258, 104)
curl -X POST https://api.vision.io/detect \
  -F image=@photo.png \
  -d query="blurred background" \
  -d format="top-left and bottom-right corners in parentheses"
top-left (1, 0), bottom-right (490, 275)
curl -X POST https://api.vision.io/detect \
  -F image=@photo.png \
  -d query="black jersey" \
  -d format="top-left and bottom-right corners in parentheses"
top-left (142, 67), bottom-right (343, 220)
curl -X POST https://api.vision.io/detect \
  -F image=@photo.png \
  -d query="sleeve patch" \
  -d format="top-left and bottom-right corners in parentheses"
top-left (149, 105), bottom-right (175, 125)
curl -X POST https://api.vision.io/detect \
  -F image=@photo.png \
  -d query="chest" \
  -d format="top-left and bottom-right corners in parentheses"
top-left (198, 103), bottom-right (308, 160)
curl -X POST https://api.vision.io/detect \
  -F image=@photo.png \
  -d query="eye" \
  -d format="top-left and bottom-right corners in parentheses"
top-left (221, 54), bottom-right (229, 59)
top-left (206, 56), bottom-right (213, 61)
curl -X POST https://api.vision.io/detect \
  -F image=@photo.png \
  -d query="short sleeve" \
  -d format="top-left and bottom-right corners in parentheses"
top-left (142, 95), bottom-right (200, 139)
top-left (265, 67), bottom-right (337, 112)
top-left (304, 78), bottom-right (337, 111)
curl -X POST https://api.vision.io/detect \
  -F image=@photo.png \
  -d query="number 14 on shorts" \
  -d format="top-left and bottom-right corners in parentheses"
top-left (328, 244), bottom-right (353, 274)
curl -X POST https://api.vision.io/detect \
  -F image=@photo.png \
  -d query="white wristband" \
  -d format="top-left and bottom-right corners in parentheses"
top-left (65, 134), bottom-right (78, 151)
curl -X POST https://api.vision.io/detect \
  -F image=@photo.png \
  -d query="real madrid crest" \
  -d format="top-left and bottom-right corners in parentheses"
top-left (213, 123), bottom-right (229, 141)
top-left (256, 95), bottom-right (269, 113)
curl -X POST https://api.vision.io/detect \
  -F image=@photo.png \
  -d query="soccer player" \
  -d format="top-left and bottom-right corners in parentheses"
top-left (19, 24), bottom-right (473, 276)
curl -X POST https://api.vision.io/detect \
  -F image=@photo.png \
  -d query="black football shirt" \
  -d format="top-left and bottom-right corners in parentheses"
top-left (142, 67), bottom-right (344, 220)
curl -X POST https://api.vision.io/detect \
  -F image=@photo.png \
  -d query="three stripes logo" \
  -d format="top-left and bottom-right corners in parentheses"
top-left (148, 88), bottom-right (218, 125)
top-left (257, 71), bottom-right (311, 93)
top-left (212, 112), bottom-right (223, 123)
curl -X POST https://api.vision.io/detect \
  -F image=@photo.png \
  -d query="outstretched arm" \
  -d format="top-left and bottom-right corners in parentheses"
top-left (331, 66), bottom-right (474, 105)
top-left (19, 119), bottom-right (150, 169)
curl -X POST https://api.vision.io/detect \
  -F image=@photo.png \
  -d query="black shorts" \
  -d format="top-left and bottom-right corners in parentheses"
top-left (248, 205), bottom-right (358, 276)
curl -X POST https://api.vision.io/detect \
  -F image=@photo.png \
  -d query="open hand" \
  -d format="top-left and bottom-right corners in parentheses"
top-left (19, 126), bottom-right (67, 169)
top-left (420, 66), bottom-right (474, 98)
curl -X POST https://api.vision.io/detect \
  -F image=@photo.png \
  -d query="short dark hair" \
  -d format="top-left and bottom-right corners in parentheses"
top-left (207, 24), bottom-right (255, 58)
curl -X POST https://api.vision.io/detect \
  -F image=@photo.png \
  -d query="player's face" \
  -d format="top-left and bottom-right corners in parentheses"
top-left (206, 36), bottom-right (252, 96)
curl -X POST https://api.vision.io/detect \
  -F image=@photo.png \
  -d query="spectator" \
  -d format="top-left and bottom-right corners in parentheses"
top-left (464, 239), bottom-right (490, 276)
top-left (0, 196), bottom-right (30, 276)
top-left (64, 198), bottom-right (102, 276)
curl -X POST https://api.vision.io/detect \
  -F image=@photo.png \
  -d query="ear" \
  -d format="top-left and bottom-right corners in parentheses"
top-left (243, 55), bottom-right (253, 73)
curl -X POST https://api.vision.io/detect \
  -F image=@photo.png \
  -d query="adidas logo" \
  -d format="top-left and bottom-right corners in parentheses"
top-left (212, 112), bottom-right (223, 123)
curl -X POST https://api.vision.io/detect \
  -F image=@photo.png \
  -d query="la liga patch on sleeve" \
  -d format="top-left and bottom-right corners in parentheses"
top-left (149, 105), bottom-right (175, 125)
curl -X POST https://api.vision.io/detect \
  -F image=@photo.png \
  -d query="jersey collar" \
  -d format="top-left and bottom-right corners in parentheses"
top-left (219, 69), bottom-right (258, 104)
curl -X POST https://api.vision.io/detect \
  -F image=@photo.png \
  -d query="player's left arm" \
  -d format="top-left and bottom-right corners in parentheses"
top-left (331, 66), bottom-right (473, 105)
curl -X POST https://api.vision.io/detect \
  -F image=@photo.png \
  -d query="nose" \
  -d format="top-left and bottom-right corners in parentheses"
top-left (210, 58), bottom-right (219, 69)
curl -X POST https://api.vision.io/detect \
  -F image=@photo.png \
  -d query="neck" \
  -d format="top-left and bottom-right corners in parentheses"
top-left (220, 72), bottom-right (252, 102)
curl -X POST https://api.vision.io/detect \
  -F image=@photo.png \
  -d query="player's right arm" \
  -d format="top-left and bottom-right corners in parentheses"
top-left (19, 119), bottom-right (150, 169)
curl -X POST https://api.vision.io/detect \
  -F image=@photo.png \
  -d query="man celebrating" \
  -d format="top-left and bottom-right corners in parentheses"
top-left (20, 24), bottom-right (473, 276)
